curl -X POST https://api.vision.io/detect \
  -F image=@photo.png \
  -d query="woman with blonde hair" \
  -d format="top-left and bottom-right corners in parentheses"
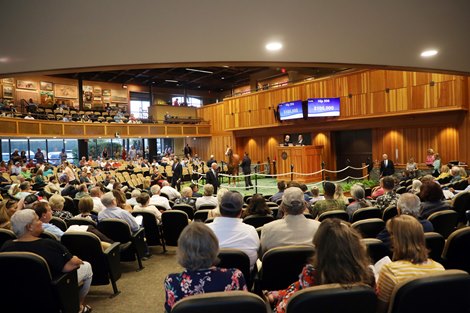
top-left (334, 184), bottom-right (349, 205)
top-left (112, 189), bottom-right (132, 212)
top-left (376, 215), bottom-right (445, 312)
top-left (267, 219), bottom-right (374, 313)
top-left (49, 193), bottom-right (73, 220)
top-left (435, 164), bottom-right (451, 181)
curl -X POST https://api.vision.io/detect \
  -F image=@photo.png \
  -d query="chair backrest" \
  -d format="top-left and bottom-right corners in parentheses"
top-left (217, 248), bottom-right (252, 289)
top-left (243, 215), bottom-right (275, 228)
top-left (173, 204), bottom-right (195, 220)
top-left (427, 210), bottom-right (458, 238)
top-left (131, 211), bottom-right (165, 247)
top-left (0, 228), bottom-right (16, 247)
top-left (0, 251), bottom-right (80, 313)
top-left (160, 192), bottom-right (170, 200)
top-left (97, 218), bottom-right (132, 243)
top-left (442, 227), bottom-right (470, 273)
top-left (171, 290), bottom-right (268, 313)
top-left (40, 231), bottom-right (60, 241)
top-left (49, 216), bottom-right (68, 232)
top-left (318, 210), bottom-right (349, 222)
top-left (65, 217), bottom-right (97, 228)
top-left (199, 204), bottom-right (217, 211)
top-left (260, 245), bottom-right (315, 291)
top-left (286, 283), bottom-right (377, 313)
top-left (451, 191), bottom-right (470, 224)
top-left (63, 195), bottom-right (79, 215)
top-left (382, 206), bottom-right (398, 222)
top-left (424, 232), bottom-right (445, 263)
top-left (395, 186), bottom-right (407, 194)
top-left (361, 238), bottom-right (391, 263)
top-left (266, 201), bottom-right (278, 207)
top-left (161, 210), bottom-right (189, 246)
top-left (351, 218), bottom-right (385, 238)
top-left (388, 270), bottom-right (470, 313)
top-left (193, 209), bottom-right (210, 222)
top-left (351, 207), bottom-right (382, 223)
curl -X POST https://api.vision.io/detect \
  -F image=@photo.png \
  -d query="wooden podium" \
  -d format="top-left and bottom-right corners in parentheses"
top-left (275, 145), bottom-right (323, 183)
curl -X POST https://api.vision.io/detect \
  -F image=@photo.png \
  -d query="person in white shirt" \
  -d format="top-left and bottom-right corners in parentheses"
top-left (207, 191), bottom-right (260, 270)
top-left (126, 189), bottom-right (141, 206)
top-left (260, 187), bottom-right (321, 256)
top-left (90, 186), bottom-right (106, 212)
top-left (98, 192), bottom-right (140, 232)
top-left (132, 193), bottom-right (162, 224)
top-left (195, 184), bottom-right (219, 210)
top-left (149, 184), bottom-right (171, 210)
top-left (160, 181), bottom-right (181, 200)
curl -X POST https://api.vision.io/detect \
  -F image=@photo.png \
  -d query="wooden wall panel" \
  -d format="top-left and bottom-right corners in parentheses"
top-left (18, 121), bottom-right (40, 135)
top-left (63, 124), bottom-right (85, 136)
top-left (0, 120), bottom-right (17, 134)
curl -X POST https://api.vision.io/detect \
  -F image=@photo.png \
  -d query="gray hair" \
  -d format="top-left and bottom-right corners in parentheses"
top-left (101, 192), bottom-right (116, 207)
top-left (203, 184), bottom-right (214, 196)
top-left (411, 179), bottom-right (422, 193)
top-left (181, 186), bottom-right (192, 198)
top-left (131, 189), bottom-right (141, 198)
top-left (217, 188), bottom-right (229, 204)
top-left (350, 185), bottom-right (365, 200)
top-left (150, 184), bottom-right (161, 195)
top-left (11, 209), bottom-right (37, 238)
top-left (48, 194), bottom-right (65, 210)
top-left (177, 222), bottom-right (219, 271)
top-left (397, 193), bottom-right (420, 217)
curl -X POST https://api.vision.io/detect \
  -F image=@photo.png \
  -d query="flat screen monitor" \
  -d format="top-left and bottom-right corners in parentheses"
top-left (307, 97), bottom-right (340, 117)
top-left (278, 100), bottom-right (303, 121)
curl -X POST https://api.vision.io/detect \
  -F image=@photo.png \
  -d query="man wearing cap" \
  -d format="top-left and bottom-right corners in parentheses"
top-left (206, 191), bottom-right (260, 270)
top-left (260, 187), bottom-right (320, 255)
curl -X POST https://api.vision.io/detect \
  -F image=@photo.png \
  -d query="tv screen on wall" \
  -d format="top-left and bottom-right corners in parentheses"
top-left (278, 100), bottom-right (304, 121)
top-left (307, 97), bottom-right (340, 117)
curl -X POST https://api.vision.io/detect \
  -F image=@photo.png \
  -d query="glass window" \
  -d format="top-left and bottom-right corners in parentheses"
top-left (171, 96), bottom-right (202, 108)
top-left (130, 100), bottom-right (150, 119)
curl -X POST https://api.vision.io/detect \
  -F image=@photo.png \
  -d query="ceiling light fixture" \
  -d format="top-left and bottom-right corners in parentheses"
top-left (266, 42), bottom-right (283, 51)
top-left (420, 49), bottom-right (438, 57)
top-left (165, 79), bottom-right (178, 83)
top-left (185, 68), bottom-right (214, 74)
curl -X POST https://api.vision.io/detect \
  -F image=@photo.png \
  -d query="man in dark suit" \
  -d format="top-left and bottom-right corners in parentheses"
top-left (380, 153), bottom-right (395, 177)
top-left (171, 156), bottom-right (183, 191)
top-left (206, 162), bottom-right (220, 194)
top-left (240, 152), bottom-right (253, 189)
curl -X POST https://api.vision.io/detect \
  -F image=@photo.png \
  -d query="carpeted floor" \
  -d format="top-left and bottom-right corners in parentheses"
top-left (86, 245), bottom-right (181, 313)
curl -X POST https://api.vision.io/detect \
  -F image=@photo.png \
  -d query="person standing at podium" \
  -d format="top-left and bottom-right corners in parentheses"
top-left (296, 134), bottom-right (304, 146)
top-left (283, 134), bottom-right (292, 146)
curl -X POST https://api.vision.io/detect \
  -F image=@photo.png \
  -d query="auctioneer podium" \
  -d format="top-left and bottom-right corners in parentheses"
top-left (275, 145), bottom-right (323, 183)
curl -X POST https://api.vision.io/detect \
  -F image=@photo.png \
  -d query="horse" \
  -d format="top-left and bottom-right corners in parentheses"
top-left (226, 148), bottom-right (240, 186)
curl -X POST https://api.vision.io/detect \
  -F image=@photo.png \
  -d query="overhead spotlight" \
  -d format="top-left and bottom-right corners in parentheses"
top-left (421, 49), bottom-right (438, 57)
top-left (221, 77), bottom-right (225, 80)
top-left (122, 84), bottom-right (128, 89)
top-left (266, 42), bottom-right (283, 51)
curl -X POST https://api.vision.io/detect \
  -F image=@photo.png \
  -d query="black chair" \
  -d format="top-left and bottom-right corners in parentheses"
top-left (65, 217), bottom-right (97, 228)
top-left (40, 231), bottom-right (60, 241)
top-left (63, 195), bottom-right (79, 216)
top-left (388, 270), bottom-right (470, 313)
top-left (193, 209), bottom-right (210, 222)
top-left (442, 227), bottom-right (470, 273)
top-left (266, 201), bottom-right (278, 207)
top-left (97, 218), bottom-right (146, 270)
top-left (285, 283), bottom-right (377, 313)
top-left (256, 245), bottom-right (315, 291)
top-left (198, 204), bottom-right (217, 211)
top-left (452, 191), bottom-right (470, 224)
top-left (382, 206), bottom-right (398, 222)
top-left (364, 188), bottom-right (372, 198)
top-left (161, 210), bottom-right (189, 246)
top-left (318, 210), bottom-right (349, 222)
top-left (217, 248), bottom-right (253, 290)
top-left (171, 290), bottom-right (268, 313)
top-left (131, 211), bottom-right (166, 252)
top-left (173, 203), bottom-right (195, 220)
top-left (351, 218), bottom-right (385, 238)
top-left (72, 198), bottom-right (80, 214)
top-left (61, 232), bottom-right (122, 296)
top-left (427, 210), bottom-right (458, 238)
top-left (160, 193), bottom-right (170, 200)
top-left (424, 232), bottom-right (445, 263)
top-left (155, 204), bottom-right (169, 212)
top-left (0, 228), bottom-right (16, 247)
top-left (351, 207), bottom-right (382, 223)
top-left (49, 216), bottom-right (68, 232)
top-left (243, 215), bottom-right (275, 228)
top-left (0, 251), bottom-right (80, 313)
top-left (243, 195), bottom-right (252, 204)
top-left (453, 179), bottom-right (469, 191)
top-left (361, 238), bottom-right (391, 263)
top-left (395, 186), bottom-right (407, 194)
top-left (270, 207), bottom-right (279, 219)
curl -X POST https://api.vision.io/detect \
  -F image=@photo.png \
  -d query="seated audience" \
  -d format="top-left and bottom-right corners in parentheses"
top-left (0, 209), bottom-right (93, 313)
top-left (126, 189), bottom-right (141, 206)
top-left (377, 193), bottom-right (434, 248)
top-left (309, 185), bottom-right (324, 205)
top-left (189, 183), bottom-right (202, 198)
top-left (195, 184), bottom-right (218, 210)
top-left (312, 182), bottom-right (345, 217)
top-left (207, 191), bottom-right (260, 270)
top-left (435, 165), bottom-right (451, 182)
top-left (261, 187), bottom-right (321, 256)
top-left (207, 188), bottom-right (229, 219)
top-left (160, 180), bottom-right (181, 200)
top-left (49, 193), bottom-right (73, 220)
top-left (75, 196), bottom-right (98, 223)
top-left (133, 193), bottom-right (162, 224)
top-left (376, 176), bottom-right (400, 211)
top-left (334, 184), bottom-right (349, 205)
top-left (0, 199), bottom-right (18, 230)
top-left (44, 176), bottom-right (61, 194)
top-left (112, 189), bottom-right (132, 212)
top-left (409, 179), bottom-right (422, 194)
top-left (164, 222), bottom-right (247, 312)
top-left (90, 186), bottom-right (106, 212)
top-left (449, 166), bottom-right (462, 183)
top-left (242, 193), bottom-right (272, 218)
top-left (267, 218), bottom-right (375, 313)
top-left (174, 186), bottom-right (196, 209)
top-left (418, 181), bottom-right (451, 219)
top-left (33, 201), bottom-right (65, 238)
top-left (270, 180), bottom-right (286, 203)
top-left (98, 192), bottom-right (140, 232)
top-left (376, 215), bottom-right (445, 313)
top-left (346, 184), bottom-right (372, 219)
top-left (149, 184), bottom-right (171, 210)
top-left (74, 183), bottom-right (89, 199)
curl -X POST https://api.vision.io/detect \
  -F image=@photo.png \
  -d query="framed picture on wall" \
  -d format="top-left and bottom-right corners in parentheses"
top-left (40, 91), bottom-right (54, 105)
top-left (93, 86), bottom-right (101, 95)
top-left (102, 89), bottom-right (111, 96)
top-left (2, 78), bottom-right (14, 85)
top-left (111, 89), bottom-right (128, 103)
top-left (16, 80), bottom-right (38, 90)
top-left (54, 84), bottom-right (78, 99)
top-left (2, 85), bottom-right (14, 98)
top-left (40, 81), bottom-right (53, 91)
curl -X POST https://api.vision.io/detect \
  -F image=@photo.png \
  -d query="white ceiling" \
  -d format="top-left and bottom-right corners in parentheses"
top-left (1, 0), bottom-right (469, 76)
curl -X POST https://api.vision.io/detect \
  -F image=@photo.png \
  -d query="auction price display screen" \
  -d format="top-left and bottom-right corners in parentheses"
top-left (307, 97), bottom-right (340, 117)
top-left (278, 100), bottom-right (303, 120)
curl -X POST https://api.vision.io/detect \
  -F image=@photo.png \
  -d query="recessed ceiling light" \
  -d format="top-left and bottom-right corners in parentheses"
top-left (221, 77), bottom-right (225, 80)
top-left (266, 42), bottom-right (283, 51)
top-left (165, 79), bottom-right (178, 83)
top-left (421, 49), bottom-right (438, 57)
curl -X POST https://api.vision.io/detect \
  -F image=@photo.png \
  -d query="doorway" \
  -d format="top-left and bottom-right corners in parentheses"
top-left (334, 129), bottom-right (372, 180)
